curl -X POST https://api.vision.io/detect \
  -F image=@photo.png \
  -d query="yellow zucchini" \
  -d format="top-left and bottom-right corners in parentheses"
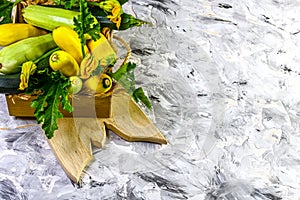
top-left (52, 26), bottom-right (89, 65)
top-left (0, 23), bottom-right (47, 46)
top-left (0, 34), bottom-right (57, 75)
top-left (80, 33), bottom-right (117, 79)
top-left (87, 33), bottom-right (116, 63)
top-left (83, 74), bottom-right (112, 94)
top-left (87, 33), bottom-right (109, 52)
top-left (49, 50), bottom-right (79, 77)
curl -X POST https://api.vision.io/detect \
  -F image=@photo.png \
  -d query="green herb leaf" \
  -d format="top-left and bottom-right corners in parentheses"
top-left (118, 0), bottom-right (128, 5)
top-left (73, 0), bottom-right (101, 57)
top-left (111, 62), bottom-right (135, 81)
top-left (111, 62), bottom-right (152, 109)
top-left (29, 71), bottom-right (73, 139)
top-left (64, 0), bottom-right (79, 9)
top-left (133, 87), bottom-right (152, 109)
top-left (52, 0), bottom-right (79, 9)
top-left (111, 62), bottom-right (136, 92)
top-left (119, 13), bottom-right (152, 30)
top-left (0, 0), bottom-right (14, 24)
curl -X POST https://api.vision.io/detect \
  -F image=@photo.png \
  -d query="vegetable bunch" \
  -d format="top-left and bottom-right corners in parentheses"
top-left (0, 0), bottom-right (152, 139)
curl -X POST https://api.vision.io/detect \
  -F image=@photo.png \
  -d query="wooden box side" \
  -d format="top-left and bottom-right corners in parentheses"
top-left (5, 94), bottom-right (111, 118)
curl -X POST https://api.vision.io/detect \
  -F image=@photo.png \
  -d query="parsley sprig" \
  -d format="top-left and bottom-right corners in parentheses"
top-left (73, 0), bottom-right (101, 57)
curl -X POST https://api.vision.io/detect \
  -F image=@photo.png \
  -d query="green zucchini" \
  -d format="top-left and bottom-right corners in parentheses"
top-left (22, 5), bottom-right (80, 31)
top-left (0, 34), bottom-right (57, 75)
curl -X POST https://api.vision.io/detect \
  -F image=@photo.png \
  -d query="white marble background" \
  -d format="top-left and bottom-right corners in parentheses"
top-left (1, 0), bottom-right (300, 199)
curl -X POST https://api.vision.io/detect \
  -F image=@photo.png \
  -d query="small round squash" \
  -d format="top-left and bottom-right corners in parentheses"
top-left (69, 76), bottom-right (83, 94)
top-left (83, 74), bottom-right (112, 95)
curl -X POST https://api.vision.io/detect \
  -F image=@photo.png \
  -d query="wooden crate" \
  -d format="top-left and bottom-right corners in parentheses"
top-left (5, 93), bottom-right (111, 118)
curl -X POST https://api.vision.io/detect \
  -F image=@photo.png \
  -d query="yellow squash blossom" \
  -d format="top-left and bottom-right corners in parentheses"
top-left (101, 27), bottom-right (113, 41)
top-left (99, 0), bottom-right (123, 29)
top-left (19, 61), bottom-right (37, 90)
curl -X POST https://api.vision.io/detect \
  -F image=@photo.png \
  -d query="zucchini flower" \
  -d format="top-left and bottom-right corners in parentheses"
top-left (99, 0), bottom-right (123, 29)
top-left (19, 61), bottom-right (37, 91)
top-left (101, 27), bottom-right (113, 41)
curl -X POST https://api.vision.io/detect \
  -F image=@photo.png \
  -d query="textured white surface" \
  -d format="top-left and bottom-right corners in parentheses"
top-left (1, 0), bottom-right (300, 199)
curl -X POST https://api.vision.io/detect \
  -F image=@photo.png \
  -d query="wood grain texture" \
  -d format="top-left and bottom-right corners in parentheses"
top-left (104, 84), bottom-right (167, 145)
top-left (5, 84), bottom-right (167, 183)
top-left (47, 118), bottom-right (106, 183)
top-left (5, 94), bottom-right (111, 118)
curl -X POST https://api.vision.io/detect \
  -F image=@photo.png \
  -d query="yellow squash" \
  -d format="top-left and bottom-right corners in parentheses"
top-left (80, 33), bottom-right (117, 79)
top-left (52, 26), bottom-right (89, 64)
top-left (0, 23), bottom-right (47, 46)
top-left (83, 74), bottom-right (112, 95)
top-left (87, 33), bottom-right (108, 52)
top-left (49, 50), bottom-right (79, 77)
top-left (87, 33), bottom-right (116, 61)
top-left (69, 76), bottom-right (83, 94)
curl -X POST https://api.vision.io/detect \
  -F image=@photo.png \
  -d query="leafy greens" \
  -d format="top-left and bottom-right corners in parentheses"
top-left (26, 68), bottom-right (73, 139)
top-left (0, 0), bottom-right (14, 24)
top-left (4, 0), bottom-right (153, 139)
top-left (73, 0), bottom-right (101, 57)
top-left (52, 0), bottom-right (79, 9)
top-left (111, 62), bottom-right (152, 109)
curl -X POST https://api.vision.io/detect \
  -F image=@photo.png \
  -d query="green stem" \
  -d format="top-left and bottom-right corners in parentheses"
top-left (87, 2), bottom-right (99, 7)
top-left (34, 47), bottom-right (60, 64)
top-left (13, 0), bottom-right (23, 6)
top-left (80, 0), bottom-right (86, 58)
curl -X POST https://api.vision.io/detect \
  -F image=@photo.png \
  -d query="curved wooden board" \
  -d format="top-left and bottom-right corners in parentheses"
top-left (104, 84), bottom-right (167, 144)
top-left (47, 118), bottom-right (107, 183)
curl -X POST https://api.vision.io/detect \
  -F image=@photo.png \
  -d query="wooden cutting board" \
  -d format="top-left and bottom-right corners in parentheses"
top-left (5, 84), bottom-right (167, 183)
top-left (48, 84), bottom-right (167, 183)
